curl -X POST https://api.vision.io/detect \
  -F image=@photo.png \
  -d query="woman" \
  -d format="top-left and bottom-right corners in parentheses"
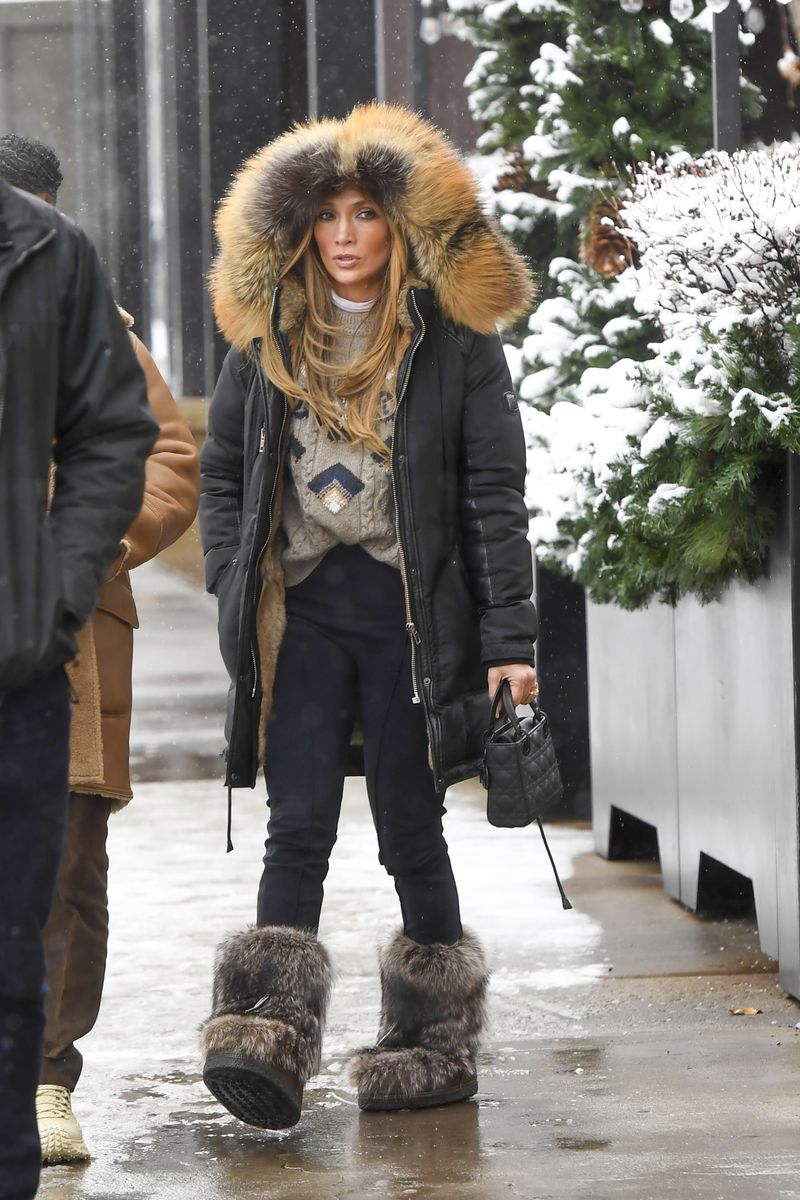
top-left (199, 103), bottom-right (538, 1130)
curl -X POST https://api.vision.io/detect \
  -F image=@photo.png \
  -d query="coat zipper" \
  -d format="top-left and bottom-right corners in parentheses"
top-left (391, 293), bottom-right (444, 780)
top-left (391, 293), bottom-right (426, 704)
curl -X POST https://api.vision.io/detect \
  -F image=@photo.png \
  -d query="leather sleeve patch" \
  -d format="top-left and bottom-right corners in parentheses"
top-left (502, 390), bottom-right (519, 414)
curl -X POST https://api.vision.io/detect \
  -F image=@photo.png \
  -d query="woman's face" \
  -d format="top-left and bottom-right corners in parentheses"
top-left (313, 187), bottom-right (391, 303)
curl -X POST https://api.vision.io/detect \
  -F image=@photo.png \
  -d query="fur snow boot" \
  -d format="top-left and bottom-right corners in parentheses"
top-left (350, 927), bottom-right (489, 1112)
top-left (200, 925), bottom-right (332, 1129)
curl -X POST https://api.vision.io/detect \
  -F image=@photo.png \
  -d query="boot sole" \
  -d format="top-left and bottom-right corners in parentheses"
top-left (358, 1075), bottom-right (478, 1112)
top-left (203, 1054), bottom-right (303, 1129)
top-left (40, 1130), bottom-right (91, 1165)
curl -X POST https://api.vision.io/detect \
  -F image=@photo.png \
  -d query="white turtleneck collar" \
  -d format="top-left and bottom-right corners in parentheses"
top-left (331, 290), bottom-right (377, 314)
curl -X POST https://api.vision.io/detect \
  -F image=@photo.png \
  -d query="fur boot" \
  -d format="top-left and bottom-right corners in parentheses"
top-left (200, 925), bottom-right (332, 1129)
top-left (350, 927), bottom-right (489, 1111)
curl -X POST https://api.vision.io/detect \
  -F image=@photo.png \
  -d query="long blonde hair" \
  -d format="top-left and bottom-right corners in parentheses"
top-left (260, 207), bottom-right (411, 458)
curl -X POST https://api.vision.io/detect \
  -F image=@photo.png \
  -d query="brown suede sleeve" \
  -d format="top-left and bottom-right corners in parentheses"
top-left (122, 333), bottom-right (200, 570)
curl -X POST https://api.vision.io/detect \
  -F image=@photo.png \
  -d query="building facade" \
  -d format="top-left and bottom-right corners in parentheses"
top-left (2, 0), bottom-right (475, 395)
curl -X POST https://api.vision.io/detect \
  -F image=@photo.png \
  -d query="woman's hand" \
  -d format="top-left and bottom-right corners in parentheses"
top-left (487, 664), bottom-right (538, 710)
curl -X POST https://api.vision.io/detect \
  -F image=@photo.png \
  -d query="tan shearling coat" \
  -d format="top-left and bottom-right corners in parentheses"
top-left (67, 323), bottom-right (200, 806)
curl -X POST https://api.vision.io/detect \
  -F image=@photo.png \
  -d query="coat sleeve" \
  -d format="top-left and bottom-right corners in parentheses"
top-left (50, 225), bottom-right (159, 631)
top-left (199, 347), bottom-right (248, 594)
top-left (119, 334), bottom-right (200, 572)
top-left (458, 330), bottom-right (538, 666)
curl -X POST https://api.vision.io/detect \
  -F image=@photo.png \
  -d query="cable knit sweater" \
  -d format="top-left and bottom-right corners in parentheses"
top-left (281, 299), bottom-right (400, 586)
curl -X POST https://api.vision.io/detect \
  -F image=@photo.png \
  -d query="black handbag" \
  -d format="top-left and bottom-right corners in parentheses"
top-left (481, 680), bottom-right (572, 909)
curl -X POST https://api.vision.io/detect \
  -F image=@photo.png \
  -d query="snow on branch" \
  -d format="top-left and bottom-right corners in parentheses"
top-left (624, 146), bottom-right (800, 337)
top-left (521, 143), bottom-right (800, 608)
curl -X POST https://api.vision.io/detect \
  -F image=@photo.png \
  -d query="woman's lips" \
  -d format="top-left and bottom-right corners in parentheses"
top-left (333, 255), bottom-right (359, 266)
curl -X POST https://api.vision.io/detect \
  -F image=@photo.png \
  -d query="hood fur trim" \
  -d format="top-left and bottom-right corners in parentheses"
top-left (211, 103), bottom-right (534, 347)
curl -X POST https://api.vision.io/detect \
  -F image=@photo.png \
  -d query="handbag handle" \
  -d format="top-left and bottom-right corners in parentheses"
top-left (485, 679), bottom-right (526, 740)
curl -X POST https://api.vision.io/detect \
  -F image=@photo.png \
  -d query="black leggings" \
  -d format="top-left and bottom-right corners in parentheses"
top-left (257, 544), bottom-right (462, 945)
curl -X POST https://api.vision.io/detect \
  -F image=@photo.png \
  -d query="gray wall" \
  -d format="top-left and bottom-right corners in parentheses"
top-left (588, 463), bottom-right (800, 998)
top-left (0, 1), bottom-right (128, 298)
top-left (0, 2), bottom-right (79, 218)
top-left (380, 0), bottom-right (477, 150)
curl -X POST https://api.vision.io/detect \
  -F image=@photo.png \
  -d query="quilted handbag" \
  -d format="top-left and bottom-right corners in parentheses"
top-left (481, 680), bottom-right (571, 909)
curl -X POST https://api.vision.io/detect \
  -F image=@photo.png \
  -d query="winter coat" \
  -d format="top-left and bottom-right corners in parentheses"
top-left (200, 103), bottom-right (538, 794)
top-left (67, 320), bottom-right (200, 806)
top-left (0, 182), bottom-right (158, 692)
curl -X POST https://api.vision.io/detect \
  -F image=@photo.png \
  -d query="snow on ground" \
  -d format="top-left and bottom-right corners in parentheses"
top-left (37, 561), bottom-right (602, 1191)
top-left (36, 566), bottom-right (800, 1199)
top-left (45, 774), bottom-right (601, 1169)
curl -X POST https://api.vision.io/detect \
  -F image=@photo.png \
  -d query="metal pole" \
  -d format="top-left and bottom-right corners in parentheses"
top-left (306, 0), bottom-right (318, 119)
top-left (142, 0), bottom-right (173, 380)
top-left (375, 0), bottom-right (386, 102)
top-left (196, 0), bottom-right (216, 401)
top-left (410, 0), bottom-right (429, 116)
top-left (711, 3), bottom-right (742, 152)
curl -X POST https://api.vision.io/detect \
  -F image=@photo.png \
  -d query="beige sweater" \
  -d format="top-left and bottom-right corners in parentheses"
top-left (281, 304), bottom-right (400, 586)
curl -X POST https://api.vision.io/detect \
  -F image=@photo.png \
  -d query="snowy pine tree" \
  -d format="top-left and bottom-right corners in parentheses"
top-left (452, 0), bottom-right (575, 320)
top-left (456, 0), bottom-right (771, 606)
top-left (453, 0), bottom-right (569, 152)
top-left (454, 0), bottom-right (757, 312)
top-left (523, 2), bottom-right (719, 209)
top-left (511, 1), bottom-right (759, 400)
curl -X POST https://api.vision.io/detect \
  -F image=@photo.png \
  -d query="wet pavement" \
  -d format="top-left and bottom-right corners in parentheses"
top-left (36, 563), bottom-right (800, 1200)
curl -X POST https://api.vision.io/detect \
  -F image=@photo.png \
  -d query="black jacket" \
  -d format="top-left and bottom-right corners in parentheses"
top-left (200, 287), bottom-right (537, 792)
top-left (0, 182), bottom-right (158, 691)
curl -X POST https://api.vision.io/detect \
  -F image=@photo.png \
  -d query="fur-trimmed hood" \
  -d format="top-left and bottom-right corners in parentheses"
top-left (210, 103), bottom-right (535, 348)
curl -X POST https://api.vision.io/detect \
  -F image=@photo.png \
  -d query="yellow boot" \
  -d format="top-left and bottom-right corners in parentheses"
top-left (36, 1084), bottom-right (90, 1164)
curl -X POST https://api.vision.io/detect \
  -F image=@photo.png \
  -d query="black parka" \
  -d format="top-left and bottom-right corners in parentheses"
top-left (200, 287), bottom-right (537, 793)
top-left (200, 103), bottom-right (540, 795)
top-left (0, 182), bottom-right (158, 691)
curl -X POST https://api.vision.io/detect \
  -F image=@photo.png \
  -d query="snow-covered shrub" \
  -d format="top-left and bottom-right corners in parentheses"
top-left (450, 0), bottom-right (570, 151)
top-left (525, 144), bottom-right (800, 608)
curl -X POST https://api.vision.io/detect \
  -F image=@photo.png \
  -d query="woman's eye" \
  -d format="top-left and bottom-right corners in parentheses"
top-left (317, 210), bottom-right (334, 221)
top-left (357, 209), bottom-right (377, 220)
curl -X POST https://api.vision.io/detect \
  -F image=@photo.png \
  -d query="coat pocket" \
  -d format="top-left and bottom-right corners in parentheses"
top-left (215, 556), bottom-right (244, 681)
top-left (95, 573), bottom-right (138, 628)
top-left (431, 551), bottom-right (483, 698)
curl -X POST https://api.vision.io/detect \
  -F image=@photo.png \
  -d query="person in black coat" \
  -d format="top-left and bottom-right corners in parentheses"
top-left (199, 103), bottom-right (538, 1129)
top-left (0, 177), bottom-right (157, 1199)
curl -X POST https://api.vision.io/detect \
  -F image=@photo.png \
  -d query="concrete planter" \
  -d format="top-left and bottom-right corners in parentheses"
top-left (587, 461), bottom-right (800, 999)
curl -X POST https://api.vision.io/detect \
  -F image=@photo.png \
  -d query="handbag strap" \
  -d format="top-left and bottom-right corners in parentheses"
top-left (536, 818), bottom-right (572, 910)
top-left (485, 681), bottom-right (571, 909)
